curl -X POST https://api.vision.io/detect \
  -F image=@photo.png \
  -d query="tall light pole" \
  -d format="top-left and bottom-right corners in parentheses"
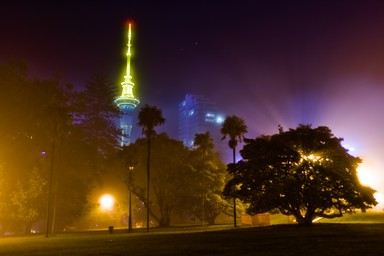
top-left (232, 148), bottom-right (237, 228)
top-left (202, 170), bottom-right (205, 226)
top-left (128, 165), bottom-right (134, 232)
top-left (146, 139), bottom-right (150, 232)
top-left (45, 121), bottom-right (59, 238)
top-left (45, 140), bottom-right (55, 238)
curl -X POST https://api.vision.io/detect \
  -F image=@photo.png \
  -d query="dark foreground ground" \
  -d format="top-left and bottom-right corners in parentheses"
top-left (1, 224), bottom-right (384, 256)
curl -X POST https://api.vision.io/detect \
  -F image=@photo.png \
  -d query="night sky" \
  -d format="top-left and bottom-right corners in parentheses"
top-left (2, 1), bottom-right (384, 205)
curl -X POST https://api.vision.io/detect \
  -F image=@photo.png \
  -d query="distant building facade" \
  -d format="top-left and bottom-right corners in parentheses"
top-left (178, 94), bottom-right (225, 153)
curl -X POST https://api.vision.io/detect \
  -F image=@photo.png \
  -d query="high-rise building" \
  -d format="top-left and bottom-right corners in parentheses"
top-left (115, 23), bottom-right (140, 146)
top-left (178, 94), bottom-right (225, 151)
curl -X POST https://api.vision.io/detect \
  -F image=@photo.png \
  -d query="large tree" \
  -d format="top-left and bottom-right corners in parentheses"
top-left (117, 133), bottom-right (191, 227)
top-left (44, 73), bottom-right (120, 235)
top-left (137, 104), bottom-right (165, 231)
top-left (192, 132), bottom-right (230, 225)
top-left (0, 63), bottom-right (121, 235)
top-left (74, 73), bottom-right (121, 156)
top-left (115, 133), bottom-right (230, 227)
top-left (0, 62), bottom-right (77, 234)
top-left (220, 115), bottom-right (248, 227)
top-left (224, 124), bottom-right (377, 225)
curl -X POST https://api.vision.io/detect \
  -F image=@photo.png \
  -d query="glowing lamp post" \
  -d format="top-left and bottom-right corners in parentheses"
top-left (128, 165), bottom-right (134, 232)
top-left (99, 194), bottom-right (115, 211)
top-left (99, 194), bottom-right (115, 233)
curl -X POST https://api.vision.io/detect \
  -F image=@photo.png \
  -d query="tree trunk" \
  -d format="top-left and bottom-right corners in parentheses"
top-left (146, 137), bottom-right (151, 232)
top-left (0, 223), bottom-right (6, 236)
top-left (207, 216), bottom-right (215, 225)
top-left (24, 222), bottom-right (32, 234)
top-left (159, 217), bottom-right (171, 227)
top-left (291, 208), bottom-right (315, 226)
top-left (206, 211), bottom-right (220, 225)
top-left (295, 215), bottom-right (313, 226)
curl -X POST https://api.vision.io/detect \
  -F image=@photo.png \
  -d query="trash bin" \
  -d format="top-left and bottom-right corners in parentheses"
top-left (108, 226), bottom-right (114, 234)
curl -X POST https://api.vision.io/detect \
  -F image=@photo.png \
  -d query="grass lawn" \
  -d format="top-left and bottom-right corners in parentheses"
top-left (1, 223), bottom-right (384, 255)
top-left (317, 211), bottom-right (384, 223)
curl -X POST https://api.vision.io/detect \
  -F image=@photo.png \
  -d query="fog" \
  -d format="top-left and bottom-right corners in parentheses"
top-left (223, 77), bottom-right (384, 210)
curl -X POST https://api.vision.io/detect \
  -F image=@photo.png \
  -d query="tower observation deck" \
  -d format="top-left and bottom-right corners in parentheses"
top-left (115, 22), bottom-right (140, 146)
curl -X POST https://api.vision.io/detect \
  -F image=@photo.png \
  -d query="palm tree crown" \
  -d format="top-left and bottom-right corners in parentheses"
top-left (138, 104), bottom-right (165, 138)
top-left (220, 115), bottom-right (248, 151)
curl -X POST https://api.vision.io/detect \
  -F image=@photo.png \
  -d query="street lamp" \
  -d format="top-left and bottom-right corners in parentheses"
top-left (99, 194), bottom-right (115, 211)
top-left (128, 165), bottom-right (134, 232)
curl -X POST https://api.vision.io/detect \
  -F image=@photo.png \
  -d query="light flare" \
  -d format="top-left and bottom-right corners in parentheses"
top-left (99, 194), bottom-right (115, 211)
top-left (356, 160), bottom-right (384, 208)
top-left (357, 163), bottom-right (375, 187)
top-left (374, 192), bottom-right (384, 205)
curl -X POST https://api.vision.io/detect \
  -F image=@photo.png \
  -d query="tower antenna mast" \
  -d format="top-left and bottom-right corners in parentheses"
top-left (115, 22), bottom-right (140, 146)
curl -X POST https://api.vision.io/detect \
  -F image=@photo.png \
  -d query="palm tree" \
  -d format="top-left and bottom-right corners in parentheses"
top-left (220, 115), bottom-right (247, 228)
top-left (137, 104), bottom-right (165, 232)
top-left (193, 132), bottom-right (214, 225)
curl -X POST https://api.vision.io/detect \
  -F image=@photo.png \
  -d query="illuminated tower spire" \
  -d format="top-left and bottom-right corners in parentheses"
top-left (115, 22), bottom-right (140, 146)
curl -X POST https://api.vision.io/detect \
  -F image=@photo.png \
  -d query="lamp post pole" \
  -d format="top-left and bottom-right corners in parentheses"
top-left (233, 148), bottom-right (237, 228)
top-left (128, 165), bottom-right (133, 232)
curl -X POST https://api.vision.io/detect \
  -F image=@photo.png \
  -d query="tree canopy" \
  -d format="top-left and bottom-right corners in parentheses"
top-left (220, 115), bottom-right (248, 153)
top-left (0, 62), bottom-right (122, 234)
top-left (115, 132), bottom-right (231, 226)
top-left (224, 124), bottom-right (377, 225)
top-left (137, 104), bottom-right (165, 138)
top-left (191, 132), bottom-right (231, 224)
top-left (117, 133), bottom-right (191, 227)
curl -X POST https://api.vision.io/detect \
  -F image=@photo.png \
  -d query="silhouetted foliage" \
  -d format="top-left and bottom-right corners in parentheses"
top-left (0, 63), bottom-right (122, 234)
top-left (190, 132), bottom-right (230, 225)
top-left (224, 124), bottom-right (377, 225)
top-left (115, 132), bottom-right (230, 227)
top-left (74, 74), bottom-right (121, 155)
top-left (0, 62), bottom-right (77, 234)
top-left (118, 133), bottom-right (188, 227)
top-left (221, 115), bottom-right (248, 156)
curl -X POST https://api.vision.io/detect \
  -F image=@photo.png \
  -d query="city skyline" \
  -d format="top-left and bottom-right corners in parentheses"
top-left (3, 1), bottom-right (384, 137)
top-left (2, 1), bottom-right (384, 207)
top-left (0, 1), bottom-right (384, 137)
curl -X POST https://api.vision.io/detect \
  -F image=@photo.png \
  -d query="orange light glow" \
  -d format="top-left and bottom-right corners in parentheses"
top-left (99, 194), bottom-right (115, 211)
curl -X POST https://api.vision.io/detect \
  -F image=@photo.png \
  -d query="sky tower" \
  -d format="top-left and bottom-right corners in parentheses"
top-left (115, 22), bottom-right (140, 146)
